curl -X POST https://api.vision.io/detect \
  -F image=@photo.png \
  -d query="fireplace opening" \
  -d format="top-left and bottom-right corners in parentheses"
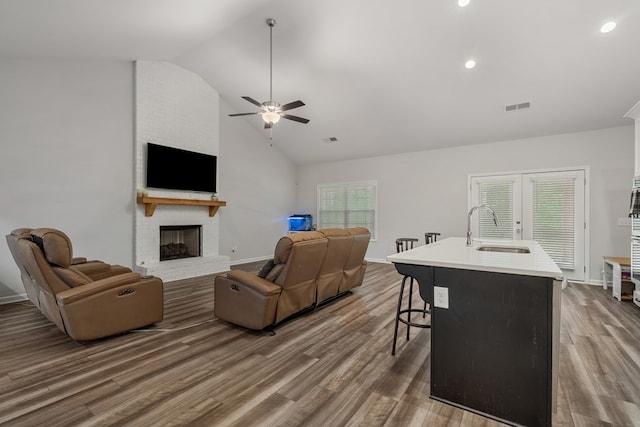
top-left (159, 225), bottom-right (202, 261)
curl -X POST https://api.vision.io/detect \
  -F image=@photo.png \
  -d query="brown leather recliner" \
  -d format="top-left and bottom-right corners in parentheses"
top-left (5, 228), bottom-right (164, 341)
top-left (214, 227), bottom-right (370, 331)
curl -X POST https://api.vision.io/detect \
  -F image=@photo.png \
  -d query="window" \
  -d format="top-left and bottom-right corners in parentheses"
top-left (317, 181), bottom-right (377, 239)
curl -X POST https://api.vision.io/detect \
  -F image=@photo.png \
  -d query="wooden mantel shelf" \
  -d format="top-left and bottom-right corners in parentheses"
top-left (137, 196), bottom-right (227, 217)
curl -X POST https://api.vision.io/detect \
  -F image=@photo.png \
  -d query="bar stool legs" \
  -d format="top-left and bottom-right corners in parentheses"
top-left (392, 235), bottom-right (438, 355)
top-left (391, 275), bottom-right (431, 356)
top-left (425, 232), bottom-right (441, 244)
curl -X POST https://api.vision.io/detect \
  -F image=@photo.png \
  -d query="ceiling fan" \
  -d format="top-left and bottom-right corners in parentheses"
top-left (229, 18), bottom-right (309, 129)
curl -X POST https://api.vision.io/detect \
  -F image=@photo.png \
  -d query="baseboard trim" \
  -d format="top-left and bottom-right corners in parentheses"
top-left (0, 293), bottom-right (28, 305)
top-left (577, 279), bottom-right (602, 286)
top-left (230, 255), bottom-right (272, 266)
top-left (366, 257), bottom-right (391, 264)
top-left (232, 257), bottom-right (391, 267)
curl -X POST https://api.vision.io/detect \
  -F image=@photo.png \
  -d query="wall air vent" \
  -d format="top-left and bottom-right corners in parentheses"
top-left (323, 137), bottom-right (339, 143)
top-left (505, 101), bottom-right (531, 112)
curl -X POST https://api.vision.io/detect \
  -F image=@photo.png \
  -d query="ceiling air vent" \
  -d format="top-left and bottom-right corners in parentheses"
top-left (505, 101), bottom-right (531, 112)
top-left (323, 137), bottom-right (339, 143)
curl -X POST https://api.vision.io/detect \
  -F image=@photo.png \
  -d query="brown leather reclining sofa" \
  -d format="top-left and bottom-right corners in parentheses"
top-left (6, 228), bottom-right (164, 341)
top-left (214, 227), bottom-right (371, 331)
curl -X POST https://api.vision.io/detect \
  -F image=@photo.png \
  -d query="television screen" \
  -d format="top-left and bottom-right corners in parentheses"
top-left (146, 143), bottom-right (217, 193)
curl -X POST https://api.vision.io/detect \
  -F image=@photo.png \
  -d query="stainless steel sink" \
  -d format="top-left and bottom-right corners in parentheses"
top-left (476, 245), bottom-right (530, 254)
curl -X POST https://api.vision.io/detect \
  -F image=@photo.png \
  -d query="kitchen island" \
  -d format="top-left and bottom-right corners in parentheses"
top-left (387, 237), bottom-right (563, 427)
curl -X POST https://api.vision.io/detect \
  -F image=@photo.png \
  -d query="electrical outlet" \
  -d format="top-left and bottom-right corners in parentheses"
top-left (434, 286), bottom-right (449, 309)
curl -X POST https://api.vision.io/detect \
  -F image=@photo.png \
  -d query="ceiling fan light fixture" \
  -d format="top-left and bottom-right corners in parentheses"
top-left (600, 21), bottom-right (616, 33)
top-left (262, 111), bottom-right (281, 123)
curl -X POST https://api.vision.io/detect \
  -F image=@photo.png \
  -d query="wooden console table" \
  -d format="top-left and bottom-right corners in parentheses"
top-left (602, 256), bottom-right (632, 301)
top-left (136, 196), bottom-right (226, 217)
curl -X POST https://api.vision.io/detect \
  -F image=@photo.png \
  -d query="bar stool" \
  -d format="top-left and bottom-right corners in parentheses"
top-left (425, 232), bottom-right (441, 244)
top-left (395, 237), bottom-right (418, 252)
top-left (392, 237), bottom-right (430, 355)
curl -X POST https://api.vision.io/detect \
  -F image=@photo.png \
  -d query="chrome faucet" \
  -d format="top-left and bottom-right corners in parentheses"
top-left (467, 204), bottom-right (500, 246)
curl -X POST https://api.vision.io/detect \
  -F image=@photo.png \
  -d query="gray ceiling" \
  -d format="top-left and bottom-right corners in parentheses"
top-left (2, 0), bottom-right (640, 165)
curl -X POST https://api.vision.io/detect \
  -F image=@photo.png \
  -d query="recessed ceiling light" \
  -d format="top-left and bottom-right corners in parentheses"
top-left (600, 21), bottom-right (616, 33)
top-left (465, 59), bottom-right (476, 69)
top-left (458, 0), bottom-right (471, 7)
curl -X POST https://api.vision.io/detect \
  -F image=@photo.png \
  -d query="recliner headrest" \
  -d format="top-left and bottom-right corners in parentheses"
top-left (10, 228), bottom-right (33, 238)
top-left (347, 227), bottom-right (370, 236)
top-left (273, 231), bottom-right (325, 264)
top-left (318, 228), bottom-right (350, 237)
top-left (30, 228), bottom-right (73, 268)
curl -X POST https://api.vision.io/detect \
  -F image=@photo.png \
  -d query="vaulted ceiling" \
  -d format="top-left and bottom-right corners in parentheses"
top-left (2, 0), bottom-right (640, 165)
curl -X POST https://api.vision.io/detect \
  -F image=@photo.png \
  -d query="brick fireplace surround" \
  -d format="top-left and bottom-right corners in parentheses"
top-left (133, 60), bottom-right (230, 281)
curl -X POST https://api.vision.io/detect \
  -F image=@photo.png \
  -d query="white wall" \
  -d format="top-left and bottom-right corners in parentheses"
top-left (0, 59), bottom-right (134, 302)
top-left (297, 126), bottom-right (634, 283)
top-left (218, 98), bottom-right (298, 263)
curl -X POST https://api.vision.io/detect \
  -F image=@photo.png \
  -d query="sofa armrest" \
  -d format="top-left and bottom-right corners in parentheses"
top-left (226, 270), bottom-right (281, 296)
top-left (56, 274), bottom-right (163, 341)
top-left (56, 272), bottom-right (145, 305)
top-left (71, 261), bottom-right (132, 280)
top-left (215, 273), bottom-right (280, 330)
top-left (71, 257), bottom-right (88, 264)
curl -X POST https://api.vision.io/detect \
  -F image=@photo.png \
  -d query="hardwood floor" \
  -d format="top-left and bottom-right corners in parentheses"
top-left (1, 262), bottom-right (639, 426)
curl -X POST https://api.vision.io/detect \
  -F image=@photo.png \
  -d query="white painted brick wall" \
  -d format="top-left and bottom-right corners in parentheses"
top-left (134, 61), bottom-right (229, 280)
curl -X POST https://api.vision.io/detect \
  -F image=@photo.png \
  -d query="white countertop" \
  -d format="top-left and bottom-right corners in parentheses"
top-left (387, 237), bottom-right (563, 279)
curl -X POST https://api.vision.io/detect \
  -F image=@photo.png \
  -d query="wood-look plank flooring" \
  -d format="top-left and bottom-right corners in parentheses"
top-left (1, 262), bottom-right (640, 426)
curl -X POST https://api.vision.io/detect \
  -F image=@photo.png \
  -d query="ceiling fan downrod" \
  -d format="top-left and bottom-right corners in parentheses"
top-left (267, 18), bottom-right (275, 104)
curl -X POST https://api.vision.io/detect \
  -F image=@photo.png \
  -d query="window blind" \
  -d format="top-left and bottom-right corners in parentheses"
top-left (531, 177), bottom-right (575, 270)
top-left (478, 181), bottom-right (514, 239)
top-left (318, 182), bottom-right (376, 238)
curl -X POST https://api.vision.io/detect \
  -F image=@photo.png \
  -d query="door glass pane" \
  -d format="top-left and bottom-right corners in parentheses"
top-left (478, 181), bottom-right (514, 239)
top-left (531, 178), bottom-right (575, 269)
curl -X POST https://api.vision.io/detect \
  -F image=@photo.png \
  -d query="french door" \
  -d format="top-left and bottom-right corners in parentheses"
top-left (470, 170), bottom-right (586, 281)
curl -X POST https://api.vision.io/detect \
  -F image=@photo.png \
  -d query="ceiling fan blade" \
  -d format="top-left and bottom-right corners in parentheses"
top-left (229, 112), bottom-right (260, 117)
top-left (264, 121), bottom-right (273, 129)
top-left (282, 114), bottom-right (310, 124)
top-left (280, 100), bottom-right (305, 111)
top-left (241, 96), bottom-right (263, 108)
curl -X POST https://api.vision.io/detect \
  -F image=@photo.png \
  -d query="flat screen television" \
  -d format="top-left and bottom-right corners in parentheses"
top-left (146, 143), bottom-right (217, 193)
